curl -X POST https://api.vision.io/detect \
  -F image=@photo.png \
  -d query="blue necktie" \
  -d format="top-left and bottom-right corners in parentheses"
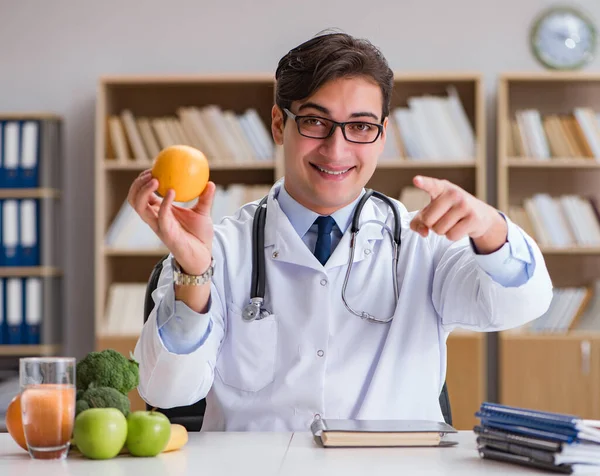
top-left (313, 216), bottom-right (336, 265)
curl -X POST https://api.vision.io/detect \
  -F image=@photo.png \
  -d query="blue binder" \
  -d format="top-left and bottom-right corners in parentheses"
top-left (19, 199), bottom-right (40, 266)
top-left (19, 120), bottom-right (40, 188)
top-left (0, 121), bottom-right (4, 188)
top-left (1, 199), bottom-right (19, 266)
top-left (5, 278), bottom-right (22, 344)
top-left (0, 278), bottom-right (4, 345)
top-left (3, 121), bottom-right (20, 189)
top-left (23, 277), bottom-right (41, 345)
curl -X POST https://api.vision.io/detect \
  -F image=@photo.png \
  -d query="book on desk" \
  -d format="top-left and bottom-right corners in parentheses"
top-left (310, 418), bottom-right (458, 448)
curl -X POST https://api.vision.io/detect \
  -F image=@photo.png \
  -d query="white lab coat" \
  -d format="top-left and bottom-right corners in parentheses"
top-left (134, 180), bottom-right (553, 432)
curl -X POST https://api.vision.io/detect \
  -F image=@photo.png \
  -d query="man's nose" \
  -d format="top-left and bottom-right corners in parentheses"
top-left (319, 125), bottom-right (349, 159)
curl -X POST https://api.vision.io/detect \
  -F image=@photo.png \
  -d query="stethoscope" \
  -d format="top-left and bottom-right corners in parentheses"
top-left (241, 189), bottom-right (402, 324)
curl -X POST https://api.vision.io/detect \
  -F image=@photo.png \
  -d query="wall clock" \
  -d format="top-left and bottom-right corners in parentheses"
top-left (530, 6), bottom-right (597, 70)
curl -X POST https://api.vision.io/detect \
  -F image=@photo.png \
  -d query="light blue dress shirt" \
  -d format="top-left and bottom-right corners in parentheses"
top-left (157, 185), bottom-right (536, 352)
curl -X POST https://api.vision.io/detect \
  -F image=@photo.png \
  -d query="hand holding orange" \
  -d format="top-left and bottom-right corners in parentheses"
top-left (151, 145), bottom-right (210, 202)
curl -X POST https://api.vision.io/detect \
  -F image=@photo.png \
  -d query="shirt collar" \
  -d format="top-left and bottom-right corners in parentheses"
top-left (276, 180), bottom-right (365, 238)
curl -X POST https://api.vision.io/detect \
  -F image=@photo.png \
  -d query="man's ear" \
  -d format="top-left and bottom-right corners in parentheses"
top-left (380, 116), bottom-right (388, 144)
top-left (271, 105), bottom-right (285, 145)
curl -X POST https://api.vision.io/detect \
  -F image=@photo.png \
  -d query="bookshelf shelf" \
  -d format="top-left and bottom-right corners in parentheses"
top-left (103, 159), bottom-right (276, 171)
top-left (376, 159), bottom-right (476, 169)
top-left (540, 246), bottom-right (600, 255)
top-left (0, 345), bottom-right (61, 356)
top-left (0, 266), bottom-right (62, 278)
top-left (507, 158), bottom-right (600, 168)
top-left (103, 247), bottom-right (168, 257)
top-left (498, 72), bottom-right (600, 419)
top-left (95, 72), bottom-right (486, 427)
top-left (0, 188), bottom-right (61, 199)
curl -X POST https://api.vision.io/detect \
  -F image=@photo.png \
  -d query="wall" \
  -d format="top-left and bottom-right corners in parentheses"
top-left (0, 0), bottom-right (598, 386)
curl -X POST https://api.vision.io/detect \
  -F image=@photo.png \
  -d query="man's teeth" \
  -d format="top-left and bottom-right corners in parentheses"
top-left (316, 166), bottom-right (350, 175)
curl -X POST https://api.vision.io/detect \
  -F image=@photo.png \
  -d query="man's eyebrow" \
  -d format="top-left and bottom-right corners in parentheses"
top-left (298, 102), bottom-right (380, 121)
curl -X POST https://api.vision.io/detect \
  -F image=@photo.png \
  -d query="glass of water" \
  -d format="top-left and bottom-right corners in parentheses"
top-left (19, 357), bottom-right (76, 460)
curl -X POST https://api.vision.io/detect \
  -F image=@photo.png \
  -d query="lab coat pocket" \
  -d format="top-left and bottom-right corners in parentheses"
top-left (216, 306), bottom-right (278, 393)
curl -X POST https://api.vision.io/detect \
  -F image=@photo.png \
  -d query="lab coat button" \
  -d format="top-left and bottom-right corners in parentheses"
top-left (272, 251), bottom-right (279, 258)
top-left (317, 350), bottom-right (324, 357)
top-left (364, 249), bottom-right (372, 255)
top-left (320, 279), bottom-right (327, 286)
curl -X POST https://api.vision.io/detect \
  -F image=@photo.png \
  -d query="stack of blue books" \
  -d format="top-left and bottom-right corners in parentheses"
top-left (475, 402), bottom-right (600, 474)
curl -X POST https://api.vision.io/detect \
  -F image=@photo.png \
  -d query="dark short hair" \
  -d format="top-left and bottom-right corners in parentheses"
top-left (275, 31), bottom-right (394, 122)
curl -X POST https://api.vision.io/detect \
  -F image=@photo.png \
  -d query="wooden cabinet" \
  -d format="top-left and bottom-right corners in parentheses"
top-left (446, 331), bottom-right (486, 429)
top-left (500, 333), bottom-right (600, 418)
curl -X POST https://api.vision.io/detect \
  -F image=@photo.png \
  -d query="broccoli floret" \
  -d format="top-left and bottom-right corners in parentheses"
top-left (76, 399), bottom-right (89, 415)
top-left (75, 386), bottom-right (131, 417)
top-left (76, 349), bottom-right (139, 395)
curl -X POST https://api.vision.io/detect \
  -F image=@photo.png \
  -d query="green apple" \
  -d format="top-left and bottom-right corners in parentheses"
top-left (126, 410), bottom-right (171, 457)
top-left (73, 408), bottom-right (128, 459)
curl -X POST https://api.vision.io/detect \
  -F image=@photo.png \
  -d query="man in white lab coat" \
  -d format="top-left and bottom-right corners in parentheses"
top-left (129, 32), bottom-right (553, 431)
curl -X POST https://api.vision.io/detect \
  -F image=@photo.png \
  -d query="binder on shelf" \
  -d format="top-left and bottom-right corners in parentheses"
top-left (19, 199), bottom-right (39, 266)
top-left (3, 121), bottom-right (20, 188)
top-left (23, 277), bottom-right (41, 345)
top-left (19, 120), bottom-right (40, 188)
top-left (5, 278), bottom-right (22, 345)
top-left (0, 121), bottom-right (4, 187)
top-left (1, 199), bottom-right (19, 266)
top-left (0, 278), bottom-right (4, 345)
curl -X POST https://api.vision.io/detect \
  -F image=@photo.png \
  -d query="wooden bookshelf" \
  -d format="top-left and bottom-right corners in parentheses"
top-left (497, 72), bottom-right (600, 419)
top-left (95, 73), bottom-right (487, 426)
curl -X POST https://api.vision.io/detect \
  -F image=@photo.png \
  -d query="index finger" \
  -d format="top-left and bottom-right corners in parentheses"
top-left (413, 175), bottom-right (445, 200)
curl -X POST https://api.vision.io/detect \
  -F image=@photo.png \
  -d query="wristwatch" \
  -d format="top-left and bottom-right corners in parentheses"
top-left (172, 257), bottom-right (215, 286)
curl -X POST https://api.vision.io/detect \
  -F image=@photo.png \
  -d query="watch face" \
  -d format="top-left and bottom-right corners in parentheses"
top-left (530, 7), bottom-right (597, 70)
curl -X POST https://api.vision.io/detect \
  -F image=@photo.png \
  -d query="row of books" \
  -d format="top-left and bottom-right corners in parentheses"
top-left (107, 106), bottom-right (274, 164)
top-left (104, 184), bottom-right (272, 249)
top-left (475, 402), bottom-right (600, 473)
top-left (0, 118), bottom-right (61, 188)
top-left (507, 108), bottom-right (600, 159)
top-left (511, 281), bottom-right (600, 334)
top-left (382, 86), bottom-right (476, 161)
top-left (509, 194), bottom-right (600, 248)
top-left (103, 282), bottom-right (146, 336)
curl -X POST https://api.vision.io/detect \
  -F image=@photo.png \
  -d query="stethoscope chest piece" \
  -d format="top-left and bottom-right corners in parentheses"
top-left (242, 297), bottom-right (270, 321)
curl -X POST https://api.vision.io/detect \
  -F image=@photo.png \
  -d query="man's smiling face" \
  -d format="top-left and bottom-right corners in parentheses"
top-left (272, 76), bottom-right (388, 215)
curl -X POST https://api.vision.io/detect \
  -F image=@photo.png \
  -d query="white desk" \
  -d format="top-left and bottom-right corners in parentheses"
top-left (0, 431), bottom-right (570, 475)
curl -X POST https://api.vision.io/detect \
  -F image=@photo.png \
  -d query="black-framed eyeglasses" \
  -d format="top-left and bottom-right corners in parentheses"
top-left (283, 108), bottom-right (383, 144)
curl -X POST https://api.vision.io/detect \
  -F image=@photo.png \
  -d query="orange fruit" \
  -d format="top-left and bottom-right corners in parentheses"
top-left (5, 394), bottom-right (28, 451)
top-left (151, 145), bottom-right (210, 202)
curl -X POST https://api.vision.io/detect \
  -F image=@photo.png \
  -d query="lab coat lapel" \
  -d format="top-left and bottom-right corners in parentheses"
top-left (325, 197), bottom-right (386, 269)
top-left (263, 186), bottom-right (324, 271)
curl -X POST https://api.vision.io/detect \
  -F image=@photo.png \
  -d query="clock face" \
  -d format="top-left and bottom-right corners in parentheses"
top-left (530, 7), bottom-right (597, 70)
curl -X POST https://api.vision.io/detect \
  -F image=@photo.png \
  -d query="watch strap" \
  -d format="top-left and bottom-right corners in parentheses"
top-left (173, 257), bottom-right (215, 286)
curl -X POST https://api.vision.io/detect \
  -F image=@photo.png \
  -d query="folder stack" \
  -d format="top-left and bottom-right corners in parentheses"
top-left (475, 402), bottom-right (600, 474)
